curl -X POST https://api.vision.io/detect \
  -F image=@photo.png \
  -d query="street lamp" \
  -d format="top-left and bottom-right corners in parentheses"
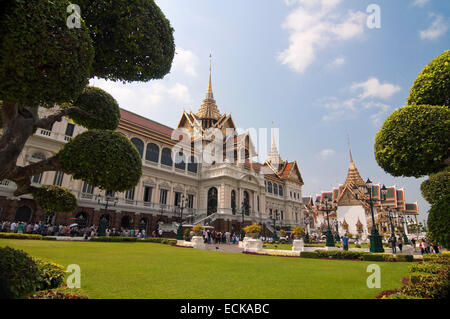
top-left (303, 215), bottom-right (311, 243)
top-left (315, 197), bottom-right (337, 247)
top-left (271, 210), bottom-right (279, 241)
top-left (96, 192), bottom-right (118, 236)
top-left (240, 201), bottom-right (249, 240)
top-left (333, 219), bottom-right (340, 242)
top-left (176, 195), bottom-right (186, 240)
top-left (398, 213), bottom-right (410, 245)
top-left (352, 179), bottom-right (385, 253)
top-left (386, 209), bottom-right (397, 254)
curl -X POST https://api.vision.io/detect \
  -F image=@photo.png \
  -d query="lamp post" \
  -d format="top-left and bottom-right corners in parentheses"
top-left (386, 208), bottom-right (397, 254)
top-left (176, 195), bottom-right (186, 240)
top-left (398, 214), bottom-right (410, 245)
top-left (353, 179), bottom-right (385, 253)
top-left (333, 219), bottom-right (340, 242)
top-left (271, 210), bottom-right (279, 241)
top-left (240, 201), bottom-right (248, 240)
top-left (315, 198), bottom-right (337, 247)
top-left (303, 215), bottom-right (311, 243)
top-left (96, 192), bottom-right (118, 236)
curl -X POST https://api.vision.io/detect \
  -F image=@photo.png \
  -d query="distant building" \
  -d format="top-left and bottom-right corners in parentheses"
top-left (312, 149), bottom-right (419, 239)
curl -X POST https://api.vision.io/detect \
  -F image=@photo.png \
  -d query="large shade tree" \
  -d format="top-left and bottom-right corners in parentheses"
top-left (374, 50), bottom-right (450, 247)
top-left (0, 0), bottom-right (175, 213)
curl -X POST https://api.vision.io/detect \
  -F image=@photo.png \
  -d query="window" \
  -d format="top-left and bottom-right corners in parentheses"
top-left (279, 185), bottom-right (283, 196)
top-left (131, 138), bottom-right (144, 158)
top-left (65, 123), bottom-right (75, 137)
top-left (267, 182), bottom-right (272, 193)
top-left (161, 148), bottom-right (173, 167)
top-left (145, 143), bottom-right (159, 162)
top-left (273, 183), bottom-right (278, 195)
top-left (187, 194), bottom-right (194, 209)
top-left (174, 152), bottom-right (186, 170)
top-left (53, 171), bottom-right (64, 186)
top-left (281, 211), bottom-right (284, 220)
top-left (143, 186), bottom-right (153, 202)
top-left (160, 189), bottom-right (168, 205)
top-left (125, 188), bottom-right (135, 200)
top-left (257, 195), bottom-right (260, 212)
top-left (32, 173), bottom-right (43, 184)
top-left (187, 156), bottom-right (198, 173)
top-left (174, 192), bottom-right (182, 206)
top-left (82, 182), bottom-right (94, 194)
top-left (105, 190), bottom-right (115, 198)
top-left (231, 190), bottom-right (236, 214)
top-left (269, 208), bottom-right (273, 219)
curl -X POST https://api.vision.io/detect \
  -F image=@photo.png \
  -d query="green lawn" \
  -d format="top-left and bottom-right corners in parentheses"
top-left (0, 239), bottom-right (412, 299)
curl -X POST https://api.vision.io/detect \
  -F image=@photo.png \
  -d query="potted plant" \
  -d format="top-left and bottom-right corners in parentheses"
top-left (192, 224), bottom-right (204, 236)
top-left (184, 228), bottom-right (191, 241)
top-left (243, 223), bottom-right (262, 239)
top-left (292, 226), bottom-right (305, 239)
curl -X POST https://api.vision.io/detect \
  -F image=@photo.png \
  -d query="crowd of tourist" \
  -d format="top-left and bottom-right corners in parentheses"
top-left (0, 220), bottom-right (147, 239)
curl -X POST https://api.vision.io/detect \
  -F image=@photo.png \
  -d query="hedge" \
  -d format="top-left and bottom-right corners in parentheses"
top-left (314, 250), bottom-right (365, 260)
top-left (0, 233), bottom-right (43, 240)
top-left (300, 251), bottom-right (320, 259)
top-left (33, 258), bottom-right (66, 291)
top-left (395, 255), bottom-right (414, 262)
top-left (89, 236), bottom-right (138, 242)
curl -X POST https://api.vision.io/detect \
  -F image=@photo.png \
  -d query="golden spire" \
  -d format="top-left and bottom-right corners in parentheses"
top-left (348, 134), bottom-right (355, 169)
top-left (196, 54), bottom-right (221, 121)
top-left (206, 53), bottom-right (213, 98)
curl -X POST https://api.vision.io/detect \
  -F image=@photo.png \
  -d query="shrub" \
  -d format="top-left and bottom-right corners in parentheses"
top-left (427, 195), bottom-right (450, 249)
top-left (399, 273), bottom-right (449, 299)
top-left (395, 255), bottom-right (414, 262)
top-left (141, 238), bottom-right (177, 245)
top-left (28, 285), bottom-right (88, 299)
top-left (32, 185), bottom-right (77, 214)
top-left (314, 250), bottom-right (365, 260)
top-left (89, 236), bottom-right (137, 242)
top-left (292, 226), bottom-right (305, 238)
top-left (300, 251), bottom-right (320, 259)
top-left (374, 105), bottom-right (450, 178)
top-left (192, 224), bottom-right (204, 235)
top-left (243, 223), bottom-right (262, 235)
top-left (0, 246), bottom-right (40, 299)
top-left (421, 168), bottom-right (450, 205)
top-left (0, 233), bottom-right (43, 240)
top-left (33, 258), bottom-right (66, 291)
top-left (423, 254), bottom-right (450, 264)
top-left (362, 254), bottom-right (385, 262)
top-left (384, 293), bottom-right (424, 299)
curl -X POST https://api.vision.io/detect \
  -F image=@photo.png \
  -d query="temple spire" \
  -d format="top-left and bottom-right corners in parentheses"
top-left (348, 135), bottom-right (355, 169)
top-left (206, 53), bottom-right (213, 98)
top-left (266, 122), bottom-right (282, 165)
top-left (196, 54), bottom-right (221, 122)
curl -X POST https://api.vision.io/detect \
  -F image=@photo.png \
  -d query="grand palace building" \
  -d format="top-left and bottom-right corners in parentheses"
top-left (0, 66), bottom-right (310, 237)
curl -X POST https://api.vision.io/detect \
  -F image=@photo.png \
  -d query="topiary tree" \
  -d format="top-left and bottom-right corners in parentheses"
top-left (0, 0), bottom-right (175, 214)
top-left (427, 195), bottom-right (450, 248)
top-left (374, 105), bottom-right (450, 178)
top-left (421, 167), bottom-right (450, 205)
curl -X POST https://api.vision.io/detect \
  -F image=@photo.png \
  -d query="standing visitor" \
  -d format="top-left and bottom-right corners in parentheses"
top-left (398, 237), bottom-right (403, 253)
top-left (411, 238), bottom-right (416, 252)
top-left (342, 233), bottom-right (349, 251)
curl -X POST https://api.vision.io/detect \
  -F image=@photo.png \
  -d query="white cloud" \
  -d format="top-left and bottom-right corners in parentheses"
top-left (419, 14), bottom-right (449, 40)
top-left (329, 56), bottom-right (345, 68)
top-left (172, 48), bottom-right (199, 77)
top-left (89, 78), bottom-right (193, 126)
top-left (351, 77), bottom-right (401, 100)
top-left (278, 0), bottom-right (366, 73)
top-left (318, 149), bottom-right (336, 159)
top-left (412, 0), bottom-right (431, 7)
top-left (320, 77), bottom-right (400, 125)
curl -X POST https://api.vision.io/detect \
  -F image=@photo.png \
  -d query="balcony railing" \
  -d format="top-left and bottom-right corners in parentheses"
top-left (36, 129), bottom-right (74, 143)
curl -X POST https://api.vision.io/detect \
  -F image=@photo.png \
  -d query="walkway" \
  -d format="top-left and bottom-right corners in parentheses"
top-left (204, 243), bottom-right (243, 253)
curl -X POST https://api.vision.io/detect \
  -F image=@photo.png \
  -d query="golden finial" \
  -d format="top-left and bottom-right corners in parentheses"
top-left (207, 53), bottom-right (213, 96)
top-left (348, 134), bottom-right (355, 169)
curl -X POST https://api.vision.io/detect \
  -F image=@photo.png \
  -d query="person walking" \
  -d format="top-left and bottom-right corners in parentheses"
top-left (411, 237), bottom-right (416, 252)
top-left (398, 237), bottom-right (403, 253)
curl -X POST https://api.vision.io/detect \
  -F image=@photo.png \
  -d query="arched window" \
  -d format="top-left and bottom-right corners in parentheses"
top-left (131, 138), bottom-right (144, 158)
top-left (243, 191), bottom-right (250, 215)
top-left (15, 206), bottom-right (32, 222)
top-left (76, 212), bottom-right (89, 227)
top-left (187, 156), bottom-right (198, 173)
top-left (139, 218), bottom-right (148, 232)
top-left (121, 216), bottom-right (131, 229)
top-left (267, 182), bottom-right (272, 193)
top-left (174, 152), bottom-right (186, 170)
top-left (231, 190), bottom-right (236, 215)
top-left (273, 183), bottom-right (278, 195)
top-left (207, 187), bottom-right (218, 216)
top-left (145, 143), bottom-right (159, 162)
top-left (161, 148), bottom-right (173, 167)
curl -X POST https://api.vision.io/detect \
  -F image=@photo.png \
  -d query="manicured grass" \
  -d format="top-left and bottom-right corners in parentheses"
top-left (0, 239), bottom-right (412, 299)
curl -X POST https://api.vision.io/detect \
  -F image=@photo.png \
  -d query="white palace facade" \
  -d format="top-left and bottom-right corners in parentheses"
top-left (0, 67), bottom-right (310, 237)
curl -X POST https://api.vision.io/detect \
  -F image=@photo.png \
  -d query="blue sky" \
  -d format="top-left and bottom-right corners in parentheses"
top-left (90, 0), bottom-right (449, 223)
